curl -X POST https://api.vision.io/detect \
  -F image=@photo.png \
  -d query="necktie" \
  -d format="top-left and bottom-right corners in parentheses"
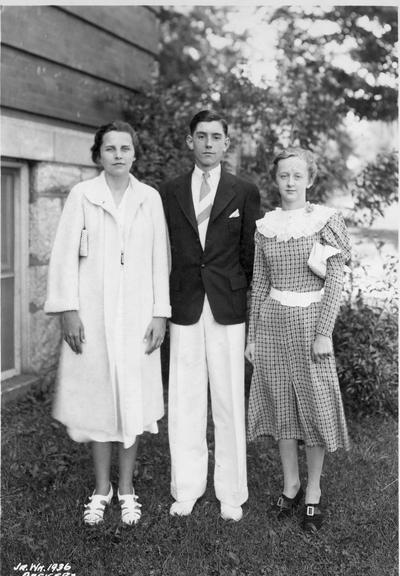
top-left (197, 172), bottom-right (212, 226)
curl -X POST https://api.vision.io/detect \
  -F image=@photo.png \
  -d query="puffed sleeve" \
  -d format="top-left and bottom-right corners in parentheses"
top-left (44, 186), bottom-right (84, 313)
top-left (316, 211), bottom-right (351, 337)
top-left (248, 231), bottom-right (271, 342)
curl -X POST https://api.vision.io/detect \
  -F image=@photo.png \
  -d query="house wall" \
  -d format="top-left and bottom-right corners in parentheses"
top-left (1, 6), bottom-right (160, 388)
top-left (1, 5), bottom-right (158, 127)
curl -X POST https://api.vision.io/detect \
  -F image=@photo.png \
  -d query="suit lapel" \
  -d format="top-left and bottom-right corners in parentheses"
top-left (209, 170), bottom-right (236, 223)
top-left (173, 170), bottom-right (198, 233)
top-left (172, 169), bottom-right (236, 232)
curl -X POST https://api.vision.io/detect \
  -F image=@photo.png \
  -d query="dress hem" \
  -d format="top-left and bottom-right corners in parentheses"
top-left (67, 420), bottom-right (161, 449)
top-left (247, 431), bottom-right (350, 453)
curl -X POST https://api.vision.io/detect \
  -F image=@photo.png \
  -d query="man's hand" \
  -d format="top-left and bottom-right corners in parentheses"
top-left (144, 317), bottom-right (167, 355)
top-left (62, 311), bottom-right (85, 354)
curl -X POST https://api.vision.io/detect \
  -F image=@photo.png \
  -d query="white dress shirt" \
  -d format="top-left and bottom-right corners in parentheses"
top-left (191, 164), bottom-right (221, 247)
top-left (191, 164), bottom-right (221, 216)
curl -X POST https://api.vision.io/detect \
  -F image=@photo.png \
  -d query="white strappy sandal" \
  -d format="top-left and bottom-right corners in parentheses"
top-left (83, 484), bottom-right (113, 525)
top-left (118, 489), bottom-right (142, 525)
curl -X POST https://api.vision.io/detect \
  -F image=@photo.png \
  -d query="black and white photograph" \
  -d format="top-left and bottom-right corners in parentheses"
top-left (1, 2), bottom-right (398, 575)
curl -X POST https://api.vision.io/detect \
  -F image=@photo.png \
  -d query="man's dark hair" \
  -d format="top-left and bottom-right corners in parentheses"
top-left (91, 120), bottom-right (140, 164)
top-left (189, 110), bottom-right (228, 136)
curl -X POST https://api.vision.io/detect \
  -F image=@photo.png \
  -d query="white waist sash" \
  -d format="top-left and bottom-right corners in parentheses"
top-left (269, 287), bottom-right (324, 307)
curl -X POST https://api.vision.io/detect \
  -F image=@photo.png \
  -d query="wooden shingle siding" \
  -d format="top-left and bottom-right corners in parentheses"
top-left (1, 5), bottom-right (159, 128)
top-left (1, 6), bottom-right (156, 91)
top-left (58, 5), bottom-right (159, 56)
top-left (1, 46), bottom-right (138, 127)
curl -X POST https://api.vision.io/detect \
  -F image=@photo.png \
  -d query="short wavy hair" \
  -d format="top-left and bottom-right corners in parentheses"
top-left (91, 120), bottom-right (140, 164)
top-left (189, 110), bottom-right (228, 136)
top-left (271, 147), bottom-right (317, 184)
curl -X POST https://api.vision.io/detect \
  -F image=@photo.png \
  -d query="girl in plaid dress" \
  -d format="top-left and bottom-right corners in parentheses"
top-left (245, 147), bottom-right (350, 531)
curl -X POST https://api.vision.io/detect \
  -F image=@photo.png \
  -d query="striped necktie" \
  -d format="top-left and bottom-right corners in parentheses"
top-left (197, 172), bottom-right (212, 226)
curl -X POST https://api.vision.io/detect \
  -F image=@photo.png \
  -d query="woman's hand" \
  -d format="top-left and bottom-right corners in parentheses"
top-left (144, 317), bottom-right (167, 355)
top-left (245, 341), bottom-right (255, 364)
top-left (312, 333), bottom-right (333, 362)
top-left (62, 311), bottom-right (85, 354)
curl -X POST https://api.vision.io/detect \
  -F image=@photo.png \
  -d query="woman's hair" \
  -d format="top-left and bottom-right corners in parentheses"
top-left (91, 120), bottom-right (140, 164)
top-left (271, 147), bottom-right (317, 184)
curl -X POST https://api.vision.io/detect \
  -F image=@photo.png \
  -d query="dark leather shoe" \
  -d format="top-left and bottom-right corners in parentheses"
top-left (302, 503), bottom-right (324, 532)
top-left (273, 486), bottom-right (304, 519)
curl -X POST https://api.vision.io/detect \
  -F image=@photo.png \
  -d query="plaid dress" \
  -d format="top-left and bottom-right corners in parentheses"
top-left (247, 204), bottom-right (351, 452)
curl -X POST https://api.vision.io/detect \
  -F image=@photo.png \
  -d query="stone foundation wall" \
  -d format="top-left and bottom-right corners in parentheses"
top-left (28, 161), bottom-right (98, 381)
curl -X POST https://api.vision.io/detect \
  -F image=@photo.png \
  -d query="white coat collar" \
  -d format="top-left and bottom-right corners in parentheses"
top-left (84, 172), bottom-right (147, 218)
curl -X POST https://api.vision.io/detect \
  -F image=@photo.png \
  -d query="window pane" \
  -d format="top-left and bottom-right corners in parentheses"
top-left (1, 277), bottom-right (15, 371)
top-left (1, 168), bottom-right (16, 373)
top-left (1, 171), bottom-right (15, 274)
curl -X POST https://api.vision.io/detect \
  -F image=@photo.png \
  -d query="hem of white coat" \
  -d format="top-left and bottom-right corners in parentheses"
top-left (44, 299), bottom-right (80, 314)
top-left (67, 423), bottom-right (160, 449)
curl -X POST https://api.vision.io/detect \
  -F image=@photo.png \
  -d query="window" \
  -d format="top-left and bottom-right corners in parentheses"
top-left (1, 162), bottom-right (29, 380)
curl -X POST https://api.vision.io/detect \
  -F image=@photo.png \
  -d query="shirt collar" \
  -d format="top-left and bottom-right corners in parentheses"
top-left (193, 163), bottom-right (221, 183)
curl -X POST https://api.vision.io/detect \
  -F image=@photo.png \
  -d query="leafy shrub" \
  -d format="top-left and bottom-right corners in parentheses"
top-left (350, 150), bottom-right (399, 226)
top-left (334, 298), bottom-right (398, 417)
top-left (334, 254), bottom-right (398, 417)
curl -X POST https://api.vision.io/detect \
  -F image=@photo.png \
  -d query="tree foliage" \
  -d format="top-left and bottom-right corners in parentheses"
top-left (158, 6), bottom-right (247, 92)
top-left (124, 6), bottom-right (397, 218)
top-left (270, 6), bottom-right (398, 122)
top-left (350, 150), bottom-right (399, 225)
top-left (247, 5), bottom-right (398, 211)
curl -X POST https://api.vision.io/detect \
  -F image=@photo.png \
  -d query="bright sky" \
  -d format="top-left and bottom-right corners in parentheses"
top-left (224, 6), bottom-right (279, 86)
top-left (223, 5), bottom-right (397, 89)
top-left (220, 5), bottom-right (398, 176)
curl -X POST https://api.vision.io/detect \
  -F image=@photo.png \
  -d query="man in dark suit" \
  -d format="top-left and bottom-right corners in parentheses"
top-left (160, 110), bottom-right (260, 521)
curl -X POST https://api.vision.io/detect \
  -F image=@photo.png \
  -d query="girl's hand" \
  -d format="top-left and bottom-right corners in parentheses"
top-left (62, 311), bottom-right (85, 354)
top-left (245, 341), bottom-right (255, 364)
top-left (312, 334), bottom-right (333, 362)
top-left (144, 317), bottom-right (167, 355)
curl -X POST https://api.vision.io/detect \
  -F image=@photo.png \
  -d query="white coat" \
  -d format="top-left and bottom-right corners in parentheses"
top-left (45, 172), bottom-right (171, 439)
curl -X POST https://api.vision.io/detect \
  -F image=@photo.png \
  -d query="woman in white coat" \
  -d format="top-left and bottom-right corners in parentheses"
top-left (45, 121), bottom-right (171, 526)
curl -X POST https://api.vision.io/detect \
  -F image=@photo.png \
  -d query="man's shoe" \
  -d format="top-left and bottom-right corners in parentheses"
top-left (220, 503), bottom-right (243, 522)
top-left (170, 499), bottom-right (197, 516)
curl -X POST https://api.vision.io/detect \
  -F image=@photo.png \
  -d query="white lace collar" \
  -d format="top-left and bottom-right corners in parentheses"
top-left (256, 203), bottom-right (337, 242)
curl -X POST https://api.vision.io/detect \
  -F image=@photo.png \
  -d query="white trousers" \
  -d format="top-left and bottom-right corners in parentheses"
top-left (168, 297), bottom-right (248, 507)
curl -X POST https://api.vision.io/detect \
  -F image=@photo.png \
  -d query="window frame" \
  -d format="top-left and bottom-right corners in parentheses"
top-left (1, 160), bottom-right (29, 380)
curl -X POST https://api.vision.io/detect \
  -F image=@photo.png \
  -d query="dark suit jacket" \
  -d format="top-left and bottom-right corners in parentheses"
top-left (160, 169), bottom-right (260, 325)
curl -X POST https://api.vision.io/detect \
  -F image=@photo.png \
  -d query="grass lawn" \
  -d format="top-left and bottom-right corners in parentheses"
top-left (1, 389), bottom-right (398, 576)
